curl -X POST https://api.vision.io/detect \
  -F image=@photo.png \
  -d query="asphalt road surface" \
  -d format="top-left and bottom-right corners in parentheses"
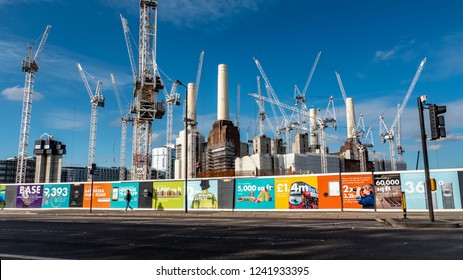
top-left (1, 215), bottom-right (462, 260)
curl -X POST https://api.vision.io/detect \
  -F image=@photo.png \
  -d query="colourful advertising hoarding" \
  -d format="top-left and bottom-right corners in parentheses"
top-left (42, 184), bottom-right (71, 208)
top-left (341, 174), bottom-right (373, 209)
top-left (235, 178), bottom-right (275, 210)
top-left (400, 172), bottom-right (426, 210)
top-left (431, 171), bottom-right (462, 209)
top-left (187, 179), bottom-right (219, 210)
top-left (0, 185), bottom-right (5, 208)
top-left (16, 184), bottom-right (43, 208)
top-left (275, 176), bottom-right (318, 210)
top-left (69, 184), bottom-right (84, 208)
top-left (110, 182), bottom-right (139, 209)
top-left (153, 181), bottom-right (184, 210)
top-left (218, 179), bottom-right (234, 209)
top-left (317, 174), bottom-right (342, 209)
top-left (402, 171), bottom-right (463, 210)
top-left (138, 182), bottom-right (154, 208)
top-left (83, 183), bottom-right (112, 208)
top-left (374, 173), bottom-right (402, 210)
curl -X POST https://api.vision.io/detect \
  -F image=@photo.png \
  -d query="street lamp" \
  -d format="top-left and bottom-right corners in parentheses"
top-left (89, 163), bottom-right (96, 213)
top-left (175, 80), bottom-right (189, 213)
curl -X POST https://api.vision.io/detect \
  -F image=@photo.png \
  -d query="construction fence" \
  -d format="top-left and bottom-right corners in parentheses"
top-left (0, 168), bottom-right (462, 211)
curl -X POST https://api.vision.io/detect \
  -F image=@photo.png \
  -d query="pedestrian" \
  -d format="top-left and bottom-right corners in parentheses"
top-left (125, 189), bottom-right (133, 211)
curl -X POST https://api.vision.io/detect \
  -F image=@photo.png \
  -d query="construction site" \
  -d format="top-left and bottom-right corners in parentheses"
top-left (6, 0), bottom-right (427, 185)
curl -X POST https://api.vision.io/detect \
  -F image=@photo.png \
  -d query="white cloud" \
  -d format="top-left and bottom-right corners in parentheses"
top-left (100, 0), bottom-right (276, 27)
top-left (427, 144), bottom-right (442, 151)
top-left (432, 32), bottom-right (463, 79)
top-left (375, 49), bottom-right (395, 61)
top-left (43, 110), bottom-right (88, 130)
top-left (152, 131), bottom-right (163, 143)
top-left (374, 38), bottom-right (418, 62)
top-left (1, 85), bottom-right (44, 101)
top-left (443, 134), bottom-right (463, 142)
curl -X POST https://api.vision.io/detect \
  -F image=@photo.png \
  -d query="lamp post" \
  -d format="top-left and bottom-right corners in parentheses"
top-left (418, 96), bottom-right (435, 222)
top-left (89, 163), bottom-right (96, 213)
top-left (175, 80), bottom-right (189, 213)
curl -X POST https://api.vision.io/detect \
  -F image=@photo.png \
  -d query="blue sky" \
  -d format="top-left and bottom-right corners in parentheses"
top-left (0, 0), bottom-right (462, 170)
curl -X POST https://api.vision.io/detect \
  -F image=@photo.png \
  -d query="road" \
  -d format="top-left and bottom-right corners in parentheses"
top-left (1, 214), bottom-right (462, 260)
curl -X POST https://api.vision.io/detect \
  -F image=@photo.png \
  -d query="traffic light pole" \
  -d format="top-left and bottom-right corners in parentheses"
top-left (417, 96), bottom-right (435, 222)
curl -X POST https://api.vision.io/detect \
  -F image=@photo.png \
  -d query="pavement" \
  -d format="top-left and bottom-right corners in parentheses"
top-left (1, 208), bottom-right (462, 228)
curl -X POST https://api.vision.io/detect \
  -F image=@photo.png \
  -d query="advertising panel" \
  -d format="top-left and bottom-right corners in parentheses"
top-left (16, 184), bottom-right (43, 208)
top-left (374, 173), bottom-right (402, 210)
top-left (5, 185), bottom-right (18, 208)
top-left (0, 185), bottom-right (5, 208)
top-left (431, 171), bottom-right (462, 209)
top-left (42, 184), bottom-right (71, 208)
top-left (153, 181), bottom-right (184, 210)
top-left (317, 174), bottom-right (342, 209)
top-left (110, 182), bottom-right (139, 209)
top-left (400, 172), bottom-right (426, 210)
top-left (187, 179), bottom-right (219, 210)
top-left (235, 178), bottom-right (275, 210)
top-left (218, 179), bottom-right (234, 209)
top-left (341, 174), bottom-right (373, 209)
top-left (69, 184), bottom-right (84, 208)
top-left (401, 171), bottom-right (462, 210)
top-left (138, 182), bottom-right (154, 209)
top-left (83, 183), bottom-right (112, 208)
top-left (274, 176), bottom-right (318, 210)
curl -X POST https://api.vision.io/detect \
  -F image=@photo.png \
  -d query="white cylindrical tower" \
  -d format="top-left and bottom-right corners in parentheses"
top-left (217, 64), bottom-right (229, 121)
top-left (309, 108), bottom-right (319, 148)
top-left (187, 82), bottom-right (196, 128)
top-left (346, 97), bottom-right (356, 139)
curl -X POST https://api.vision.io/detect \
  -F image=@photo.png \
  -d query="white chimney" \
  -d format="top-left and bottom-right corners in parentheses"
top-left (346, 97), bottom-right (356, 139)
top-left (187, 82), bottom-right (196, 128)
top-left (217, 64), bottom-right (229, 121)
top-left (309, 108), bottom-right (319, 148)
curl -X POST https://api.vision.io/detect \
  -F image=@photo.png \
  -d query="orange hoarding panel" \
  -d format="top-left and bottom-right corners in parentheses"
top-left (317, 174), bottom-right (342, 209)
top-left (341, 174), bottom-right (373, 209)
top-left (83, 183), bottom-right (112, 208)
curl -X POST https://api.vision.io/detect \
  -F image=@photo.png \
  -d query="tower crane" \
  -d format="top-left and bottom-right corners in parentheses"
top-left (16, 25), bottom-right (51, 184)
top-left (251, 76), bottom-right (279, 139)
top-left (254, 58), bottom-right (297, 153)
top-left (110, 73), bottom-right (133, 181)
top-left (294, 51), bottom-right (322, 131)
top-left (379, 57), bottom-right (426, 171)
top-left (250, 93), bottom-right (336, 173)
top-left (121, 1), bottom-right (165, 180)
top-left (162, 80), bottom-right (180, 179)
top-left (76, 63), bottom-right (105, 181)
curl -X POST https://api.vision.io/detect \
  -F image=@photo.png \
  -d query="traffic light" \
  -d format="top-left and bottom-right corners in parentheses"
top-left (428, 104), bottom-right (446, 140)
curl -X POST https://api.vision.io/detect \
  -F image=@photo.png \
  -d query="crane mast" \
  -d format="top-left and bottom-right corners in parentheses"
top-left (254, 58), bottom-right (296, 152)
top-left (16, 25), bottom-right (51, 183)
top-left (257, 76), bottom-right (265, 136)
top-left (379, 57), bottom-right (426, 171)
top-left (77, 63), bottom-right (104, 180)
top-left (163, 81), bottom-right (180, 179)
top-left (110, 73), bottom-right (133, 181)
top-left (131, 0), bottom-right (164, 180)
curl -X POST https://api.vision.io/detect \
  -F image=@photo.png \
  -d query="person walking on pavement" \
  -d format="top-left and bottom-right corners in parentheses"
top-left (125, 189), bottom-right (133, 211)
